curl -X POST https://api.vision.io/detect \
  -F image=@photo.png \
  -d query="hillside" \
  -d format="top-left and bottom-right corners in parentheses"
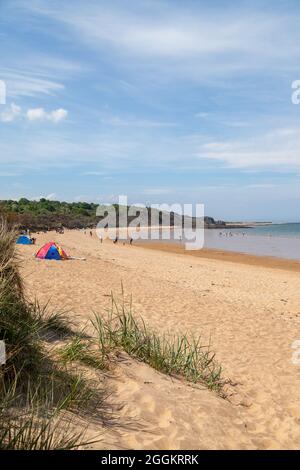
top-left (0, 199), bottom-right (225, 231)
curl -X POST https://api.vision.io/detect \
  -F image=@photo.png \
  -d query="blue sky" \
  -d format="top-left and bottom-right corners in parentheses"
top-left (1, 0), bottom-right (300, 221)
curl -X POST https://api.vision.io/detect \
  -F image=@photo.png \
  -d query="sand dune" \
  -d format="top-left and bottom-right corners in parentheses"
top-left (20, 230), bottom-right (300, 449)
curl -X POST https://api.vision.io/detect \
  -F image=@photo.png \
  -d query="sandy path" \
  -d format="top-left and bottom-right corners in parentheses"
top-left (20, 230), bottom-right (300, 449)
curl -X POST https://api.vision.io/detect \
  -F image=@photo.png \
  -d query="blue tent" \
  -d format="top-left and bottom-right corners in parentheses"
top-left (16, 235), bottom-right (33, 245)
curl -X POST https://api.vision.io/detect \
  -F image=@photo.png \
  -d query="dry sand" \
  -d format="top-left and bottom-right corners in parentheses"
top-left (19, 230), bottom-right (300, 449)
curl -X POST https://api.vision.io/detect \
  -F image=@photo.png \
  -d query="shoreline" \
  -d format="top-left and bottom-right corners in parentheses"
top-left (33, 227), bottom-right (300, 272)
top-left (135, 240), bottom-right (300, 273)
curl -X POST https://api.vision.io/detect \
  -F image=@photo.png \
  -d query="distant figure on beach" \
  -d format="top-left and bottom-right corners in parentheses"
top-left (90, 231), bottom-right (93, 237)
top-left (99, 236), bottom-right (103, 243)
top-left (130, 238), bottom-right (133, 245)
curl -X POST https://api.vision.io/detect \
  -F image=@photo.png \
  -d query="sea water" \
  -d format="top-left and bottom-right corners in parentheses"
top-left (140, 224), bottom-right (300, 260)
top-left (203, 224), bottom-right (300, 260)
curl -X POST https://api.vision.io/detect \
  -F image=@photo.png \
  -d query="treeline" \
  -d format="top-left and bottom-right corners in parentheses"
top-left (3, 198), bottom-right (99, 217)
top-left (0, 199), bottom-right (102, 231)
top-left (0, 198), bottom-right (225, 232)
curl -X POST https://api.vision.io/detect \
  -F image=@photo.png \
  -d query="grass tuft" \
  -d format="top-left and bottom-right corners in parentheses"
top-left (39, 308), bottom-right (77, 340)
top-left (92, 292), bottom-right (223, 392)
top-left (58, 335), bottom-right (107, 370)
top-left (0, 374), bottom-right (98, 450)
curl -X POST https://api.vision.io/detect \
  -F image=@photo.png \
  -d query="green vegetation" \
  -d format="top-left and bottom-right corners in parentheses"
top-left (0, 376), bottom-right (97, 450)
top-left (92, 292), bottom-right (223, 393)
top-left (0, 198), bottom-right (153, 231)
top-left (0, 198), bottom-right (223, 232)
top-left (0, 198), bottom-right (102, 231)
top-left (0, 218), bottom-right (105, 449)
top-left (58, 335), bottom-right (106, 369)
top-left (3, 198), bottom-right (99, 218)
top-left (0, 198), bottom-right (156, 231)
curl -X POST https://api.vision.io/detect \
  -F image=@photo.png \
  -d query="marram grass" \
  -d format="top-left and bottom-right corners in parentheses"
top-left (92, 292), bottom-right (223, 392)
top-left (0, 219), bottom-right (101, 449)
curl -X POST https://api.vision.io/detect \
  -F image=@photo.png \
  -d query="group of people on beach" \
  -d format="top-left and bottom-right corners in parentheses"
top-left (83, 229), bottom-right (133, 245)
top-left (113, 237), bottom-right (133, 245)
top-left (219, 231), bottom-right (246, 237)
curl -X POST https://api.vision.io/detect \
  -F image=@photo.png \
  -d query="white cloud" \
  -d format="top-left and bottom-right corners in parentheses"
top-left (31, 193), bottom-right (57, 201)
top-left (50, 108), bottom-right (68, 122)
top-left (19, 1), bottom-right (300, 79)
top-left (198, 127), bottom-right (300, 168)
top-left (26, 107), bottom-right (68, 122)
top-left (1, 103), bottom-right (22, 122)
top-left (0, 69), bottom-right (65, 99)
top-left (1, 103), bottom-right (68, 124)
top-left (45, 193), bottom-right (57, 200)
top-left (2, 121), bottom-right (300, 172)
top-left (101, 115), bottom-right (177, 128)
top-left (195, 112), bottom-right (251, 128)
top-left (26, 107), bottom-right (47, 121)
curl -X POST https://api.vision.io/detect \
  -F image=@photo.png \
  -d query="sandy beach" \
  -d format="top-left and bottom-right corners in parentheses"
top-left (19, 229), bottom-right (300, 449)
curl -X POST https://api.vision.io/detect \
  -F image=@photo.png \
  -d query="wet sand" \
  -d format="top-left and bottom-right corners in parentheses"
top-left (20, 230), bottom-right (300, 449)
top-left (137, 241), bottom-right (300, 273)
